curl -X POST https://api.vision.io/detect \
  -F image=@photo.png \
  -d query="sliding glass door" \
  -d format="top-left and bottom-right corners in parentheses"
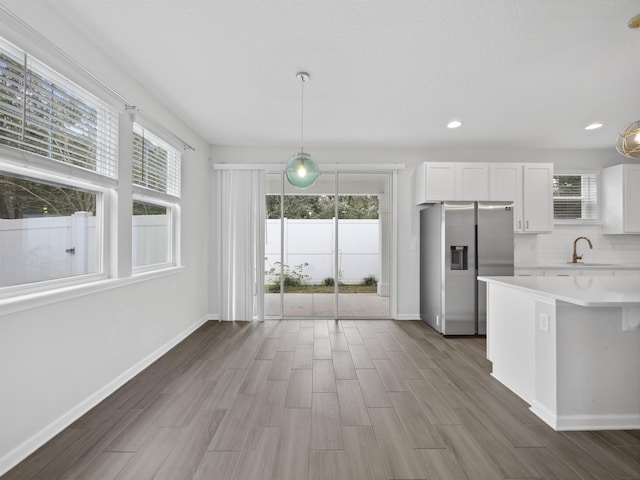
top-left (264, 170), bottom-right (392, 319)
top-left (337, 173), bottom-right (390, 318)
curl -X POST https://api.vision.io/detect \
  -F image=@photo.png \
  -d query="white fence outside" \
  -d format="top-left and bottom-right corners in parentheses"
top-left (1, 215), bottom-right (378, 288)
top-left (0, 213), bottom-right (168, 287)
top-left (265, 218), bottom-right (380, 285)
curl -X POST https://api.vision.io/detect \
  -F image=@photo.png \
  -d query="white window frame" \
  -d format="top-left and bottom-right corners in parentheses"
top-left (0, 34), bottom-right (187, 313)
top-left (0, 36), bottom-right (118, 303)
top-left (0, 37), bottom-right (119, 178)
top-left (0, 160), bottom-right (109, 299)
top-left (553, 171), bottom-right (600, 225)
top-left (130, 121), bottom-right (182, 275)
top-left (131, 194), bottom-right (179, 274)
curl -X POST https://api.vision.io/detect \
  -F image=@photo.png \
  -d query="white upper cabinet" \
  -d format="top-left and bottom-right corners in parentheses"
top-left (489, 164), bottom-right (523, 231)
top-left (415, 162), bottom-right (489, 203)
top-left (415, 161), bottom-right (553, 233)
top-left (415, 162), bottom-right (455, 203)
top-left (457, 164), bottom-right (489, 200)
top-left (522, 164), bottom-right (554, 233)
top-left (602, 164), bottom-right (640, 234)
top-left (489, 163), bottom-right (553, 233)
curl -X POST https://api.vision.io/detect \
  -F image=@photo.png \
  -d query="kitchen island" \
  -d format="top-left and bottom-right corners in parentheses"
top-left (478, 275), bottom-right (640, 431)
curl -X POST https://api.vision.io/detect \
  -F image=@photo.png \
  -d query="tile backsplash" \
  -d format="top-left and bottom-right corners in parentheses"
top-left (515, 225), bottom-right (640, 266)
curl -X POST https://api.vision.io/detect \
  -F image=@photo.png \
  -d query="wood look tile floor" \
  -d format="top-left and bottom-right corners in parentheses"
top-left (3, 320), bottom-right (640, 480)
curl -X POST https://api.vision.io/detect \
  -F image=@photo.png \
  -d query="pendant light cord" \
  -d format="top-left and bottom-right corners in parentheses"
top-left (300, 74), bottom-right (305, 153)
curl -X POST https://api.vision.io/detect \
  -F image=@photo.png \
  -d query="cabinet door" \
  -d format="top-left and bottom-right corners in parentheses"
top-left (614, 269), bottom-right (640, 276)
top-left (580, 269), bottom-right (614, 277)
top-left (543, 268), bottom-right (578, 277)
top-left (624, 165), bottom-right (640, 232)
top-left (514, 268), bottom-right (543, 276)
top-left (523, 164), bottom-right (553, 232)
top-left (425, 163), bottom-right (456, 201)
top-left (490, 164), bottom-right (523, 231)
top-left (457, 164), bottom-right (489, 200)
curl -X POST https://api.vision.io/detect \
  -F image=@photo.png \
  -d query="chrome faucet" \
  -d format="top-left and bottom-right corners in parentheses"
top-left (572, 236), bottom-right (593, 263)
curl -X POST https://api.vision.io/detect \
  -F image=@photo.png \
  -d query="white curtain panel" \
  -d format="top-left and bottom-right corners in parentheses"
top-left (216, 169), bottom-right (265, 321)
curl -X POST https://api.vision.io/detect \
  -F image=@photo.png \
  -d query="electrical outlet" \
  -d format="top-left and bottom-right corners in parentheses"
top-left (539, 313), bottom-right (549, 332)
top-left (436, 315), bottom-right (440, 326)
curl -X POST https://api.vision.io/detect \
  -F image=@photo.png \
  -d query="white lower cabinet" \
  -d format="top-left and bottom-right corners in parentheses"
top-left (514, 268), bottom-right (543, 276)
top-left (613, 269), bottom-right (640, 276)
top-left (545, 268), bottom-right (614, 277)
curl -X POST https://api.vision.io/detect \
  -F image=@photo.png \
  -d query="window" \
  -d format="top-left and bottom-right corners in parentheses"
top-left (0, 172), bottom-right (101, 288)
top-left (132, 199), bottom-right (172, 270)
top-left (133, 123), bottom-right (181, 196)
top-left (0, 38), bottom-right (118, 177)
top-left (553, 174), bottom-right (598, 222)
top-left (0, 37), bottom-right (117, 294)
top-left (131, 124), bottom-right (181, 272)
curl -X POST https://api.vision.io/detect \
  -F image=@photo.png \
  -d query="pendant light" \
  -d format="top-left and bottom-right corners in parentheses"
top-left (615, 120), bottom-right (640, 159)
top-left (286, 72), bottom-right (319, 188)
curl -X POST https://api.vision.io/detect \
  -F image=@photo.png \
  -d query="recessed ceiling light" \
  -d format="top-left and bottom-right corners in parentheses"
top-left (585, 123), bottom-right (603, 130)
top-left (447, 120), bottom-right (462, 129)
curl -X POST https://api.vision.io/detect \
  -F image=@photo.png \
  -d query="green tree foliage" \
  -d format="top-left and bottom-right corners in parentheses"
top-left (0, 52), bottom-right (99, 170)
top-left (1, 49), bottom-right (102, 219)
top-left (133, 200), bottom-right (166, 215)
top-left (133, 131), bottom-right (169, 193)
top-left (0, 174), bottom-right (95, 218)
top-left (267, 194), bottom-right (379, 219)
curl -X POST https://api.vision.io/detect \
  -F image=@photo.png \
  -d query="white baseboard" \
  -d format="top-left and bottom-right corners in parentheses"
top-left (0, 314), bottom-right (210, 476)
top-left (554, 413), bottom-right (640, 431)
top-left (530, 402), bottom-right (640, 431)
top-left (395, 313), bottom-right (421, 320)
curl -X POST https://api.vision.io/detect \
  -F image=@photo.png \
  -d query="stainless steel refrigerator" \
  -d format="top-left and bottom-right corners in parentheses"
top-left (420, 201), bottom-right (514, 335)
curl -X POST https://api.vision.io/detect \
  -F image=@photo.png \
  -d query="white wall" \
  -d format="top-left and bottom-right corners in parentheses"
top-left (515, 225), bottom-right (640, 266)
top-left (212, 145), bottom-right (637, 320)
top-left (0, 3), bottom-right (211, 473)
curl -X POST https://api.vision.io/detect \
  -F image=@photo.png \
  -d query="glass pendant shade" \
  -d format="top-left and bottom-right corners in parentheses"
top-left (286, 152), bottom-right (319, 189)
top-left (616, 120), bottom-right (640, 159)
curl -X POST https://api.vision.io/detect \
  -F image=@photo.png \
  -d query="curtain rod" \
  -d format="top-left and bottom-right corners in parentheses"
top-left (0, 5), bottom-right (195, 152)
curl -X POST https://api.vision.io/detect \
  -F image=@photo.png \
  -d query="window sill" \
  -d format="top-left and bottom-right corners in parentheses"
top-left (0, 266), bottom-right (186, 317)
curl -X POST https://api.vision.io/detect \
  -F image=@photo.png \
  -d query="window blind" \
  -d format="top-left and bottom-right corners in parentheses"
top-left (132, 123), bottom-right (181, 197)
top-left (0, 38), bottom-right (118, 178)
top-left (553, 174), bottom-right (598, 220)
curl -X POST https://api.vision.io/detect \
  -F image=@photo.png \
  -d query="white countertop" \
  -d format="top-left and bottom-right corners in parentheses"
top-left (478, 275), bottom-right (640, 307)
top-left (517, 263), bottom-right (640, 270)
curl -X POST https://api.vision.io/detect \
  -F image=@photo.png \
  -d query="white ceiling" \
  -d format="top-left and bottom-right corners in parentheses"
top-left (36, 1), bottom-right (640, 150)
